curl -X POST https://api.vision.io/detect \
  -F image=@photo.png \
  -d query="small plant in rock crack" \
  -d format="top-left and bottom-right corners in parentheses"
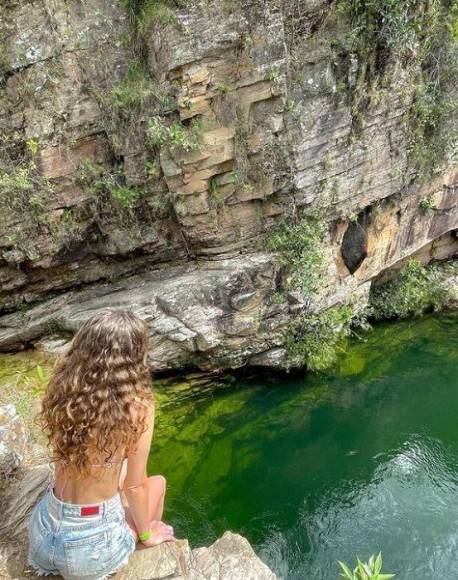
top-left (419, 195), bottom-right (437, 213)
top-left (267, 65), bottom-right (280, 81)
top-left (147, 116), bottom-right (203, 152)
top-left (74, 158), bottom-right (143, 211)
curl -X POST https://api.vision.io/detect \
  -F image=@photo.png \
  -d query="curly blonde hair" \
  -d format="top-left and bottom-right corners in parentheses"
top-left (39, 309), bottom-right (153, 476)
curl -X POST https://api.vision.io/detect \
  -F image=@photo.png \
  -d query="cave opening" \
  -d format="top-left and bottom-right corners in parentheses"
top-left (341, 210), bottom-right (369, 274)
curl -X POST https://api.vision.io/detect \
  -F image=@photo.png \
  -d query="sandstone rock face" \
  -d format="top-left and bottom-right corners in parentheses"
top-left (1, 0), bottom-right (457, 371)
top-left (0, 405), bottom-right (29, 475)
top-left (190, 532), bottom-right (276, 580)
top-left (0, 463), bottom-right (276, 579)
top-left (116, 532), bottom-right (276, 580)
top-left (0, 254), bottom-right (288, 371)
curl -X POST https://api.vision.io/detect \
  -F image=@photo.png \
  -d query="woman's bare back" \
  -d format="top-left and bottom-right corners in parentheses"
top-left (54, 454), bottom-right (125, 503)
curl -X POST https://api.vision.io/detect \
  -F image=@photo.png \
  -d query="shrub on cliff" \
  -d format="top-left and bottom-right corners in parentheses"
top-left (265, 213), bottom-right (325, 297)
top-left (285, 304), bottom-right (371, 372)
top-left (285, 305), bottom-right (355, 371)
top-left (369, 259), bottom-right (455, 319)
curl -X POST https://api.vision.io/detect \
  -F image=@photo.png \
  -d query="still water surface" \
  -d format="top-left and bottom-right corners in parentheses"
top-left (152, 314), bottom-right (458, 579)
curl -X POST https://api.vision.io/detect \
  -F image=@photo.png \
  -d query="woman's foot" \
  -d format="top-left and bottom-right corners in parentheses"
top-left (140, 521), bottom-right (175, 548)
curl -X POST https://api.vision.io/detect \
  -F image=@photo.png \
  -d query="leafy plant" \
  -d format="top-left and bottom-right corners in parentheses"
top-left (285, 304), bottom-right (362, 371)
top-left (306, 0), bottom-right (458, 173)
top-left (111, 186), bottom-right (141, 209)
top-left (75, 159), bottom-right (143, 211)
top-left (214, 82), bottom-right (230, 95)
top-left (122, 0), bottom-right (180, 26)
top-left (266, 213), bottom-right (325, 297)
top-left (137, 0), bottom-right (178, 30)
top-left (26, 139), bottom-right (39, 156)
top-left (109, 61), bottom-right (165, 111)
top-left (208, 177), bottom-right (230, 206)
top-left (35, 365), bottom-right (46, 385)
top-left (267, 65), bottom-right (280, 81)
top-left (147, 116), bottom-right (202, 152)
top-left (419, 195), bottom-right (437, 213)
top-left (369, 259), bottom-right (451, 319)
top-left (0, 160), bottom-right (53, 259)
top-left (339, 553), bottom-right (395, 580)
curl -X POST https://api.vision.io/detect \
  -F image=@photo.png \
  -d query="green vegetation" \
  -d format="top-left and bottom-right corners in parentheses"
top-left (285, 304), bottom-right (371, 372)
top-left (137, 0), bottom-right (178, 29)
top-left (120, 0), bottom-right (183, 56)
top-left (406, 16), bottom-right (458, 180)
top-left (266, 213), bottom-right (325, 296)
top-left (110, 185), bottom-right (141, 209)
top-left (147, 116), bottom-right (203, 152)
top-left (207, 176), bottom-right (231, 207)
top-left (419, 195), bottom-right (437, 213)
top-left (75, 158), bottom-right (143, 210)
top-left (370, 259), bottom-right (456, 319)
top-left (339, 553), bottom-right (395, 580)
top-left (109, 61), bottom-right (167, 111)
top-left (338, 0), bottom-right (458, 175)
top-left (0, 20), bottom-right (11, 85)
top-left (267, 66), bottom-right (280, 81)
top-left (266, 213), bottom-right (374, 371)
top-left (0, 138), bottom-right (53, 259)
top-left (285, 0), bottom-right (457, 178)
top-left (0, 358), bottom-right (52, 444)
top-left (214, 83), bottom-right (230, 96)
top-left (121, 0), bottom-right (180, 26)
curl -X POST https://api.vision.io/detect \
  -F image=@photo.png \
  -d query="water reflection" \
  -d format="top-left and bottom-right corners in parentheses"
top-left (151, 314), bottom-right (458, 579)
top-left (261, 436), bottom-right (458, 579)
top-left (0, 314), bottom-right (456, 578)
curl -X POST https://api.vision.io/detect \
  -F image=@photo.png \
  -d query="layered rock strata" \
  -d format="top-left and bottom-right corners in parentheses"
top-left (0, 0), bottom-right (456, 371)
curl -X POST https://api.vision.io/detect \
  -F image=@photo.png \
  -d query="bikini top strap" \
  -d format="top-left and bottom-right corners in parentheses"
top-left (90, 457), bottom-right (125, 469)
top-left (58, 476), bottom-right (68, 501)
top-left (51, 460), bottom-right (65, 500)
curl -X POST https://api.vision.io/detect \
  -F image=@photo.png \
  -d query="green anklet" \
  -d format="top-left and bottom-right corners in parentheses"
top-left (139, 530), bottom-right (151, 543)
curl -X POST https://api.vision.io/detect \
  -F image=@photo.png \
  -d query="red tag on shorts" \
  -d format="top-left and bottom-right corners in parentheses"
top-left (80, 506), bottom-right (100, 516)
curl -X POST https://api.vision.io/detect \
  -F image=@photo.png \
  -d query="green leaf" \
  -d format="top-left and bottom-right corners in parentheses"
top-left (36, 365), bottom-right (45, 383)
top-left (338, 561), bottom-right (354, 579)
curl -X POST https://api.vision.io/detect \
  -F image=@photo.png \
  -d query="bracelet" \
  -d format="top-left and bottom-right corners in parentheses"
top-left (139, 530), bottom-right (152, 543)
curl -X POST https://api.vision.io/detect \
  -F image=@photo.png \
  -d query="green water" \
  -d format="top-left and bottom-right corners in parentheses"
top-left (151, 314), bottom-right (458, 579)
top-left (0, 315), bottom-right (456, 578)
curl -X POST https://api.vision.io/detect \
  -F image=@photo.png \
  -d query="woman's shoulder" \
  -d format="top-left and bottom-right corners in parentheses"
top-left (131, 397), bottom-right (154, 419)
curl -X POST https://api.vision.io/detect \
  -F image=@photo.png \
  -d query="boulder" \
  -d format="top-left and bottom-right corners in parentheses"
top-left (0, 405), bottom-right (30, 476)
top-left (190, 532), bottom-right (276, 580)
top-left (116, 532), bottom-right (276, 579)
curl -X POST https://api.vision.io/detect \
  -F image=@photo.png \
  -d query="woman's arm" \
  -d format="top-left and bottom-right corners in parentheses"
top-left (123, 404), bottom-right (155, 539)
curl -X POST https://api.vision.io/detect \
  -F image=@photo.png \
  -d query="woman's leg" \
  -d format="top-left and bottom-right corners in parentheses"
top-left (122, 475), bottom-right (172, 542)
top-left (148, 475), bottom-right (166, 522)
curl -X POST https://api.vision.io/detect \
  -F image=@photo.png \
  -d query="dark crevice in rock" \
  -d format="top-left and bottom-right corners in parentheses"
top-left (341, 211), bottom-right (368, 274)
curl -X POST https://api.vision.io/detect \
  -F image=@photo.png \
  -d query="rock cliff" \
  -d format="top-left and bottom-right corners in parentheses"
top-left (1, 0), bottom-right (457, 371)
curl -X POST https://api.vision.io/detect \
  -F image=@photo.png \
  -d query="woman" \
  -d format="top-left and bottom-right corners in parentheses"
top-left (28, 309), bottom-right (174, 579)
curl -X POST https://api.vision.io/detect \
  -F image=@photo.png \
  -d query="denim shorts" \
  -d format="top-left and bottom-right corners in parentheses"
top-left (28, 489), bottom-right (136, 579)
